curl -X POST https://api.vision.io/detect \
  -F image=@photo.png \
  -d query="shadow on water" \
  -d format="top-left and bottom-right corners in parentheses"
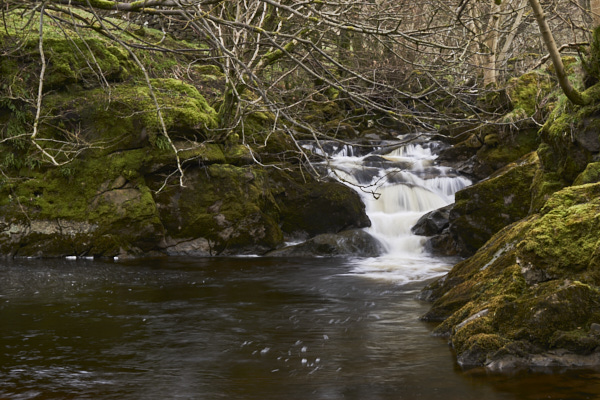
top-left (0, 256), bottom-right (599, 399)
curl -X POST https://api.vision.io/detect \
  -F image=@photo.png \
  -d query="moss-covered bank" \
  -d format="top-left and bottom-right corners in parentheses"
top-left (0, 10), bottom-right (370, 258)
top-left (422, 183), bottom-right (600, 370)
top-left (420, 37), bottom-right (600, 370)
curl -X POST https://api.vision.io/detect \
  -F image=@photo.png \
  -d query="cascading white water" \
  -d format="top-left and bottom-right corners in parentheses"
top-left (308, 137), bottom-right (472, 283)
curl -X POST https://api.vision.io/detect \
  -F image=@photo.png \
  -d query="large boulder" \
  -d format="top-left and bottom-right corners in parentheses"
top-left (412, 205), bottom-right (461, 257)
top-left (270, 171), bottom-right (371, 240)
top-left (447, 152), bottom-right (539, 256)
top-left (152, 164), bottom-right (283, 256)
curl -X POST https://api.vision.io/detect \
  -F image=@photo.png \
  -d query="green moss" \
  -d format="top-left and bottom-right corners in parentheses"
top-left (506, 71), bottom-right (553, 116)
top-left (475, 128), bottom-right (540, 171)
top-left (583, 26), bottom-right (600, 88)
top-left (223, 144), bottom-right (253, 165)
top-left (550, 329), bottom-right (600, 354)
top-left (178, 143), bottom-right (226, 163)
top-left (151, 165), bottom-right (283, 254)
top-left (0, 146), bottom-right (166, 257)
top-left (574, 162), bottom-right (600, 185)
top-left (40, 37), bottom-right (132, 88)
top-left (450, 152), bottom-right (539, 254)
top-left (425, 182), bottom-right (600, 366)
top-left (41, 78), bottom-right (218, 148)
top-left (529, 170), bottom-right (568, 212)
top-left (537, 77), bottom-right (600, 186)
top-left (544, 106), bottom-right (576, 142)
top-left (193, 64), bottom-right (224, 77)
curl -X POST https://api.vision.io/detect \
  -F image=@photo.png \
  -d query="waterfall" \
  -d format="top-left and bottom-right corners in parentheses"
top-left (306, 137), bottom-right (472, 283)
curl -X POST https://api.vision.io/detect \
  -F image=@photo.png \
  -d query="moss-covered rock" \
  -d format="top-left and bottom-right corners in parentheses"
top-left (422, 182), bottom-right (600, 370)
top-left (0, 162), bottom-right (164, 258)
top-left (538, 82), bottom-right (600, 184)
top-left (42, 78), bottom-right (218, 147)
top-left (269, 170), bottom-right (371, 240)
top-left (506, 70), bottom-right (553, 118)
top-left (574, 162), bottom-right (600, 185)
top-left (472, 128), bottom-right (540, 178)
top-left (437, 124), bottom-right (540, 181)
top-left (448, 152), bottom-right (539, 256)
top-left (151, 164), bottom-right (282, 255)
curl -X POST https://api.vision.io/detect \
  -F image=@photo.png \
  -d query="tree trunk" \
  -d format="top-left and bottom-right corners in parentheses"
top-left (497, 0), bottom-right (526, 69)
top-left (483, 3), bottom-right (501, 86)
top-left (527, 0), bottom-right (588, 105)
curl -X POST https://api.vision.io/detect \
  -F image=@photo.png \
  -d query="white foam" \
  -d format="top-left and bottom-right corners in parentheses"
top-left (326, 138), bottom-right (471, 283)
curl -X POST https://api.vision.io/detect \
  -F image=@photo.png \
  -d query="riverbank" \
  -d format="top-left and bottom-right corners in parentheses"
top-left (417, 31), bottom-right (600, 370)
top-left (0, 10), bottom-right (377, 258)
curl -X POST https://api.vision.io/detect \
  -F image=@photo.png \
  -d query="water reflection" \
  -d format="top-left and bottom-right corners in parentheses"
top-left (0, 257), bottom-right (599, 399)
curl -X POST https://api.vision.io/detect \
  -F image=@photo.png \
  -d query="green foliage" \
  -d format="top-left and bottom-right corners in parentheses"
top-left (0, 98), bottom-right (32, 140)
top-left (153, 135), bottom-right (171, 150)
top-left (2, 152), bottom-right (19, 169)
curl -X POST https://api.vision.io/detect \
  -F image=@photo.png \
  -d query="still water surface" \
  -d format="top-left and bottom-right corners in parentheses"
top-left (1, 257), bottom-right (600, 400)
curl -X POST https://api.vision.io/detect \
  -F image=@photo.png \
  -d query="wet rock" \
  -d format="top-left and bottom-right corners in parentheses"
top-left (577, 116), bottom-right (600, 152)
top-left (266, 229), bottom-right (384, 257)
top-left (162, 237), bottom-right (213, 256)
top-left (423, 230), bottom-right (461, 257)
top-left (412, 205), bottom-right (451, 236)
top-left (271, 171), bottom-right (371, 239)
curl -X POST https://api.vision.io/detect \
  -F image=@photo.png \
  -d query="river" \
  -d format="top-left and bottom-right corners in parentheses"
top-left (1, 257), bottom-right (600, 399)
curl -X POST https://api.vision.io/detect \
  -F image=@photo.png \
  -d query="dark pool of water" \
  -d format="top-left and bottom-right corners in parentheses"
top-left (0, 257), bottom-right (599, 399)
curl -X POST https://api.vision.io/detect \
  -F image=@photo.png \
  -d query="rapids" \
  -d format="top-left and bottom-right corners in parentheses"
top-left (304, 136), bottom-right (471, 282)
